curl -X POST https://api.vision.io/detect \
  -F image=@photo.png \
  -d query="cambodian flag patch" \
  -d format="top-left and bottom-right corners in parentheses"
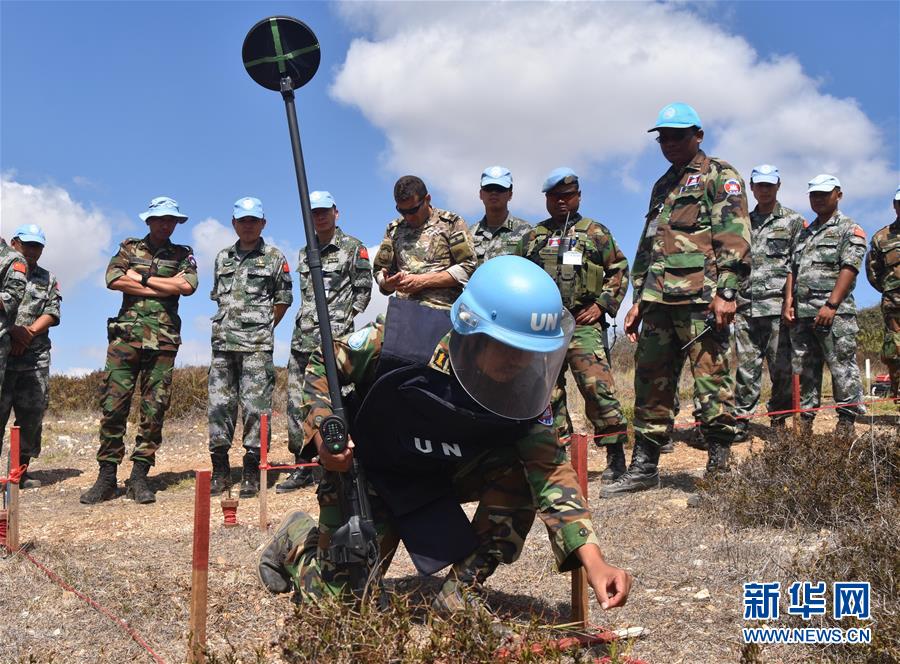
top-left (724, 179), bottom-right (742, 195)
top-left (538, 405), bottom-right (553, 426)
top-left (548, 238), bottom-right (561, 248)
top-left (684, 174), bottom-right (701, 188)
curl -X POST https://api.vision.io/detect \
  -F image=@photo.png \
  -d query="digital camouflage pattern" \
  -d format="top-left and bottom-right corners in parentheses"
top-left (105, 235), bottom-right (198, 351)
top-left (733, 315), bottom-right (793, 423)
top-left (633, 304), bottom-right (737, 445)
top-left (738, 202), bottom-right (806, 317)
top-left (291, 228), bottom-right (372, 354)
top-left (0, 239), bottom-right (28, 382)
top-left (0, 367), bottom-right (49, 459)
top-left (372, 208), bottom-right (477, 309)
top-left (97, 344), bottom-right (176, 465)
top-left (790, 211), bottom-right (867, 318)
top-left (294, 323), bottom-right (598, 599)
top-left (865, 218), bottom-right (900, 395)
top-left (733, 202), bottom-right (804, 423)
top-left (286, 351), bottom-right (312, 457)
top-left (98, 234), bottom-right (195, 465)
top-left (789, 316), bottom-right (864, 421)
top-left (7, 264), bottom-right (62, 370)
top-left (210, 239), bottom-right (292, 352)
top-left (469, 213), bottom-right (531, 265)
top-left (631, 151), bottom-right (751, 306)
top-left (208, 350), bottom-right (274, 451)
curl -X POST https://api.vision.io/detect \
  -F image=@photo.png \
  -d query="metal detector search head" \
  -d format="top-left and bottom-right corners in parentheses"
top-left (242, 16), bottom-right (320, 91)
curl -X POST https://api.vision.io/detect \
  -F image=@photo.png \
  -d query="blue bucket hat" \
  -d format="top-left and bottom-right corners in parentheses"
top-left (233, 196), bottom-right (265, 219)
top-left (808, 174), bottom-right (841, 193)
top-left (139, 196), bottom-right (189, 222)
top-left (13, 223), bottom-right (46, 245)
top-left (309, 191), bottom-right (336, 210)
top-left (542, 167), bottom-right (579, 193)
top-left (649, 102), bottom-right (702, 132)
top-left (750, 164), bottom-right (780, 185)
top-left (481, 166), bottom-right (513, 189)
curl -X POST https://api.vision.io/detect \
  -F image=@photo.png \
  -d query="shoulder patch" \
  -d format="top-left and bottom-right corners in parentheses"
top-left (347, 327), bottom-right (370, 350)
top-left (12, 260), bottom-right (26, 273)
top-left (283, 261), bottom-right (290, 272)
top-left (537, 405), bottom-right (553, 427)
top-left (429, 346), bottom-right (451, 373)
top-left (358, 247), bottom-right (369, 260)
top-left (723, 179), bottom-right (742, 195)
top-left (851, 225), bottom-right (866, 239)
top-left (187, 254), bottom-right (197, 268)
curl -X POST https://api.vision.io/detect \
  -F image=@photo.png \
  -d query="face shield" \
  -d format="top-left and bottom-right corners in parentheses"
top-left (448, 309), bottom-right (575, 420)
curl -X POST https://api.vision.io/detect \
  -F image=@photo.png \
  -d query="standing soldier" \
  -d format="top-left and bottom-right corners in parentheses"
top-left (469, 166), bottom-right (531, 265)
top-left (276, 191), bottom-right (371, 494)
top-left (733, 165), bottom-right (805, 441)
top-left (208, 197), bottom-right (293, 498)
top-left (80, 197), bottom-right (198, 505)
top-left (0, 225), bottom-right (61, 488)
top-left (373, 175), bottom-right (476, 310)
top-left (610, 103), bottom-right (751, 497)
top-left (866, 187), bottom-right (900, 400)
top-left (520, 167), bottom-right (630, 482)
top-left (0, 236), bottom-right (28, 386)
top-left (783, 175), bottom-right (866, 438)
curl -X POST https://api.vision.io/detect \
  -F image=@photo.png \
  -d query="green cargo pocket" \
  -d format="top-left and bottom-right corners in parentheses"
top-left (585, 261), bottom-right (604, 293)
top-left (662, 252), bottom-right (706, 298)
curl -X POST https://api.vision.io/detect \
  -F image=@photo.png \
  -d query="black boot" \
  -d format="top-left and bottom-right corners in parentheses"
top-left (600, 443), bottom-right (626, 482)
top-left (210, 449), bottom-right (231, 496)
top-left (835, 419), bottom-right (856, 442)
top-left (240, 450), bottom-right (261, 498)
top-left (20, 456), bottom-right (41, 489)
top-left (733, 422), bottom-right (749, 443)
top-left (797, 417), bottom-right (814, 437)
top-left (275, 456), bottom-right (318, 494)
top-left (80, 461), bottom-right (118, 504)
top-left (126, 461), bottom-right (156, 504)
top-left (705, 440), bottom-right (732, 476)
top-left (600, 437), bottom-right (661, 497)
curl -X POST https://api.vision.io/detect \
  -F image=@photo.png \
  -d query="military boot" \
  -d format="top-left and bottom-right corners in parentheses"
top-left (210, 449), bottom-right (231, 497)
top-left (733, 422), bottom-right (749, 444)
top-left (600, 443), bottom-right (626, 482)
top-left (240, 450), bottom-right (261, 498)
top-left (600, 437), bottom-right (661, 497)
top-left (257, 509), bottom-right (319, 594)
top-left (705, 440), bottom-right (732, 476)
top-left (125, 461), bottom-right (156, 504)
top-left (835, 419), bottom-right (856, 442)
top-left (19, 456), bottom-right (41, 489)
top-left (797, 417), bottom-right (814, 437)
top-left (659, 440), bottom-right (675, 454)
top-left (276, 456), bottom-right (318, 494)
top-left (80, 461), bottom-right (118, 504)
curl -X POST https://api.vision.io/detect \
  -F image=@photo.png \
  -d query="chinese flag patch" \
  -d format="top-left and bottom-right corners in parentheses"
top-left (852, 225), bottom-right (866, 239)
top-left (283, 262), bottom-right (291, 272)
top-left (359, 247), bottom-right (369, 260)
top-left (12, 261), bottom-right (26, 273)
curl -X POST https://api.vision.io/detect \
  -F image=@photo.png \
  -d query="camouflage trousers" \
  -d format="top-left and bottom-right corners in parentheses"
top-left (551, 323), bottom-right (627, 446)
top-left (286, 351), bottom-right (312, 458)
top-left (733, 313), bottom-right (793, 424)
top-left (208, 350), bottom-right (274, 452)
top-left (0, 366), bottom-right (49, 459)
top-left (97, 342), bottom-right (176, 465)
top-left (882, 311), bottom-right (900, 398)
top-left (789, 316), bottom-right (864, 422)
top-left (0, 335), bottom-right (8, 387)
top-left (287, 447), bottom-right (537, 602)
top-left (634, 303), bottom-right (737, 446)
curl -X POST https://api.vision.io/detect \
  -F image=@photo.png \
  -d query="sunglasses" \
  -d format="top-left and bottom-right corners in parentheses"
top-left (655, 129), bottom-right (695, 144)
top-left (545, 190), bottom-right (580, 201)
top-left (481, 184), bottom-right (510, 194)
top-left (396, 200), bottom-right (426, 216)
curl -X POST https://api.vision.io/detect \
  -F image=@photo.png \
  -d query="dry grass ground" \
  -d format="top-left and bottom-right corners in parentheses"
top-left (3, 398), bottom-right (895, 663)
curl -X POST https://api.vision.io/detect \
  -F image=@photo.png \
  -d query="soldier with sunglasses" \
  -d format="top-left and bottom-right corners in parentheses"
top-left (469, 166), bottom-right (532, 265)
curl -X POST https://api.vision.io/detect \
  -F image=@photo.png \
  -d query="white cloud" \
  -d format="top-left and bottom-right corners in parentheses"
top-left (1, 176), bottom-right (114, 290)
top-left (331, 2), bottom-right (896, 217)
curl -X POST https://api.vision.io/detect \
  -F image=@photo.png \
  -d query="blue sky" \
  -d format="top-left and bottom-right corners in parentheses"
top-left (2, 1), bottom-right (898, 374)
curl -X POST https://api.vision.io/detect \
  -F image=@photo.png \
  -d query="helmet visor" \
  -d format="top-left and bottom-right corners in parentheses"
top-left (448, 310), bottom-right (575, 420)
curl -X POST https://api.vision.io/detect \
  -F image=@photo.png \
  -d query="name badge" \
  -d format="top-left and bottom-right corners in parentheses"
top-left (645, 219), bottom-right (659, 238)
top-left (562, 250), bottom-right (582, 266)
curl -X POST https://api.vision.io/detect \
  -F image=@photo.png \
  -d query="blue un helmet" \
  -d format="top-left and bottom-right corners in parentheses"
top-left (449, 256), bottom-right (575, 420)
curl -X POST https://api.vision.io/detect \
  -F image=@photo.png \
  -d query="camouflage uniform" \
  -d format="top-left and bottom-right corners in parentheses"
top-left (631, 150), bottom-right (751, 447)
top-left (789, 211), bottom-right (867, 422)
top-left (734, 203), bottom-right (805, 426)
top-left (97, 235), bottom-right (197, 465)
top-left (287, 228), bottom-right (372, 457)
top-left (0, 264), bottom-right (61, 459)
top-left (520, 215), bottom-right (629, 445)
top-left (469, 213), bottom-right (531, 265)
top-left (287, 322), bottom-right (597, 600)
top-left (0, 239), bottom-right (28, 385)
top-left (865, 218), bottom-right (900, 398)
top-left (372, 207), bottom-right (477, 309)
top-left (208, 239), bottom-right (292, 452)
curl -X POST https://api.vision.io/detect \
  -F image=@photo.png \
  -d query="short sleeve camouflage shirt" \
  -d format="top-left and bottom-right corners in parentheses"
top-left (865, 218), bottom-right (900, 312)
top-left (469, 213), bottom-right (532, 265)
top-left (0, 239), bottom-right (28, 341)
top-left (8, 264), bottom-right (61, 370)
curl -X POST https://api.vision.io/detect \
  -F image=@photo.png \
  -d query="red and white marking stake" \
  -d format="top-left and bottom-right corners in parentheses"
top-left (188, 469), bottom-right (210, 663)
top-left (569, 433), bottom-right (589, 626)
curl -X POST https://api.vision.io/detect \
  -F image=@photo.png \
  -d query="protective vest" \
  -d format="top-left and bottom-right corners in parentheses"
top-left (350, 297), bottom-right (532, 574)
top-left (529, 215), bottom-right (606, 309)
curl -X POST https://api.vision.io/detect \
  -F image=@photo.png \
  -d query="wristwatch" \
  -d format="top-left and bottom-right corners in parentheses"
top-left (824, 300), bottom-right (838, 310)
top-left (719, 288), bottom-right (736, 302)
top-left (140, 272), bottom-right (151, 287)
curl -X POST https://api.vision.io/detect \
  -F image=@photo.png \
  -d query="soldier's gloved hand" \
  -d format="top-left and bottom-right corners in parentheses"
top-left (313, 430), bottom-right (355, 473)
top-left (624, 303), bottom-right (642, 342)
top-left (708, 294), bottom-right (735, 330)
top-left (574, 302), bottom-right (603, 326)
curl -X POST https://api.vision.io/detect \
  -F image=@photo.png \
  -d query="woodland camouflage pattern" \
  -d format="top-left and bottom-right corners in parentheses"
top-left (372, 208), bottom-right (477, 309)
top-left (293, 323), bottom-right (598, 599)
top-left (210, 239), bottom-right (292, 352)
top-left (865, 218), bottom-right (900, 395)
top-left (631, 150), bottom-right (751, 306)
top-left (0, 239), bottom-right (27, 381)
top-left (469, 213), bottom-right (531, 264)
